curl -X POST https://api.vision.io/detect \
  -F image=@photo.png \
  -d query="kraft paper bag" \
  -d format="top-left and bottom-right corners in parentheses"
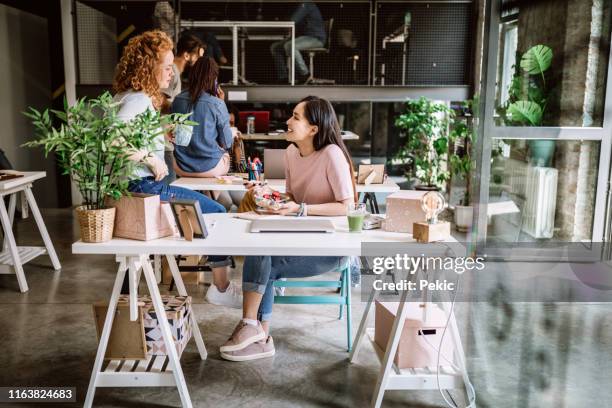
top-left (107, 193), bottom-right (177, 241)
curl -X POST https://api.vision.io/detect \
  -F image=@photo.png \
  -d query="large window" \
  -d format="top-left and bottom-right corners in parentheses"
top-left (475, 0), bottom-right (612, 244)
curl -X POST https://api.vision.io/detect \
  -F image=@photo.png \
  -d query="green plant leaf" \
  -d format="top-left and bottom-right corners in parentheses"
top-left (520, 45), bottom-right (552, 75)
top-left (507, 101), bottom-right (543, 126)
top-left (23, 91), bottom-right (189, 209)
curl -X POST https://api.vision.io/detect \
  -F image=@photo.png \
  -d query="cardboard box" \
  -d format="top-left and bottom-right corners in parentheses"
top-left (107, 193), bottom-right (177, 241)
top-left (94, 295), bottom-right (193, 359)
top-left (161, 256), bottom-right (203, 285)
top-left (141, 295), bottom-right (193, 357)
top-left (382, 190), bottom-right (428, 233)
top-left (93, 300), bottom-right (147, 360)
top-left (374, 301), bottom-right (453, 369)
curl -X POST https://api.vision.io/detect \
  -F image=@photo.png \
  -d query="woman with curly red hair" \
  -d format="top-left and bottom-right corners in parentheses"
top-left (113, 30), bottom-right (241, 308)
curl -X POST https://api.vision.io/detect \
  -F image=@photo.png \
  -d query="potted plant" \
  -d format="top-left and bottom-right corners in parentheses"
top-left (394, 97), bottom-right (454, 190)
top-left (449, 102), bottom-right (474, 232)
top-left (24, 92), bottom-right (191, 243)
top-left (500, 44), bottom-right (554, 165)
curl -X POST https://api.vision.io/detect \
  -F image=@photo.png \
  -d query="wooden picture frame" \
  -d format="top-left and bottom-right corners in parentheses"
top-left (170, 199), bottom-right (208, 241)
top-left (357, 164), bottom-right (385, 184)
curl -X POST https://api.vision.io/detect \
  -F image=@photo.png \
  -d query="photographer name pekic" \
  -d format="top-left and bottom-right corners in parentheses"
top-left (372, 279), bottom-right (455, 292)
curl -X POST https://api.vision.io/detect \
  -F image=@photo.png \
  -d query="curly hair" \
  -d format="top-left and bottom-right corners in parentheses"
top-left (113, 30), bottom-right (173, 110)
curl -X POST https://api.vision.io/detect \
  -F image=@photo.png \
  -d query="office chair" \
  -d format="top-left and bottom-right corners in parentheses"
top-left (305, 19), bottom-right (335, 85)
top-left (273, 260), bottom-right (352, 351)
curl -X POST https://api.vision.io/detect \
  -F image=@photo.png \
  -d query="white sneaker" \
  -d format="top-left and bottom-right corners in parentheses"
top-left (206, 281), bottom-right (242, 309)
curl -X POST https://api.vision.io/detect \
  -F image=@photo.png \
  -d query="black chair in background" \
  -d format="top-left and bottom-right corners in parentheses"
top-left (304, 18), bottom-right (335, 85)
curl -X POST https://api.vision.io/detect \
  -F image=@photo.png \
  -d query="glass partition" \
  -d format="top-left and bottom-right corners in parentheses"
top-left (486, 139), bottom-right (600, 243)
top-left (494, 0), bottom-right (611, 127)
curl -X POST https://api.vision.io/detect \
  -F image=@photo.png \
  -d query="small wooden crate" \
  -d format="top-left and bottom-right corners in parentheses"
top-left (413, 221), bottom-right (451, 243)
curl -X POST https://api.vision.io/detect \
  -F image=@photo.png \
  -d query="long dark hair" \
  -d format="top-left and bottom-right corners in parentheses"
top-left (299, 96), bottom-right (357, 203)
top-left (188, 56), bottom-right (218, 106)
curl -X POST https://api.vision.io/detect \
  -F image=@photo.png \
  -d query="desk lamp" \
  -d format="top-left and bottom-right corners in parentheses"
top-left (413, 191), bottom-right (451, 242)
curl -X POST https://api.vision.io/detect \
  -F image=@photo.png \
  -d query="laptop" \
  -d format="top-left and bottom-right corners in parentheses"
top-left (250, 218), bottom-right (335, 233)
top-left (238, 111), bottom-right (270, 133)
top-left (263, 148), bottom-right (286, 179)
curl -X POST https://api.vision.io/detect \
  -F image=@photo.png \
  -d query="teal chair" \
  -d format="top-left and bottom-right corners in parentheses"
top-left (273, 263), bottom-right (352, 351)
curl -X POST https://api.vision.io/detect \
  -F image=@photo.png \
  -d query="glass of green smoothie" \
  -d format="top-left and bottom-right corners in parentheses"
top-left (347, 203), bottom-right (367, 233)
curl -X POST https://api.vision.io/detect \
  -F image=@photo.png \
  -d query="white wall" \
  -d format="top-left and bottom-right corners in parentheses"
top-left (76, 1), bottom-right (117, 84)
top-left (0, 4), bottom-right (58, 208)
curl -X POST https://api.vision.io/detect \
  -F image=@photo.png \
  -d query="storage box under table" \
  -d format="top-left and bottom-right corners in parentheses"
top-left (94, 295), bottom-right (193, 359)
top-left (374, 300), bottom-right (453, 369)
top-left (140, 295), bottom-right (193, 357)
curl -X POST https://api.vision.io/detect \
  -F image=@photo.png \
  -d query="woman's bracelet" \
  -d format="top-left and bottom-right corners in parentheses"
top-left (297, 202), bottom-right (307, 217)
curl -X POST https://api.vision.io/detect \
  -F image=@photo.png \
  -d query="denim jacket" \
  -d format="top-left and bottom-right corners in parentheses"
top-left (171, 91), bottom-right (233, 173)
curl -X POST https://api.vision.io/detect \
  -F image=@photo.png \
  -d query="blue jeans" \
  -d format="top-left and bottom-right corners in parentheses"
top-left (243, 255), bottom-right (348, 321)
top-left (270, 36), bottom-right (324, 78)
top-left (128, 177), bottom-right (231, 267)
top-left (162, 150), bottom-right (176, 185)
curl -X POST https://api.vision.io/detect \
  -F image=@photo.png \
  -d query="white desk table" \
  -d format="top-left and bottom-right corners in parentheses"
top-left (171, 177), bottom-right (400, 214)
top-left (73, 214), bottom-right (467, 408)
top-left (0, 171), bottom-right (61, 292)
top-left (240, 130), bottom-right (360, 141)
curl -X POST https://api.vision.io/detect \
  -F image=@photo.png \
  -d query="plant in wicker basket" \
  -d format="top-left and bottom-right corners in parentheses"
top-left (24, 92), bottom-right (193, 242)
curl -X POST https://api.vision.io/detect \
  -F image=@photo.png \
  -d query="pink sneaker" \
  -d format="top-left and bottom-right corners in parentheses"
top-left (221, 336), bottom-right (275, 361)
top-left (220, 320), bottom-right (266, 353)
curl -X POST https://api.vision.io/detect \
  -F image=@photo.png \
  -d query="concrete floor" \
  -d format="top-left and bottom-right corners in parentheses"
top-left (2, 209), bottom-right (612, 407)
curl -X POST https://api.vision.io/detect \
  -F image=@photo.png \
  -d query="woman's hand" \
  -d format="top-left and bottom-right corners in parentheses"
top-left (165, 130), bottom-right (175, 144)
top-left (144, 155), bottom-right (169, 181)
top-left (231, 127), bottom-right (242, 140)
top-left (217, 86), bottom-right (225, 101)
top-left (270, 201), bottom-right (300, 216)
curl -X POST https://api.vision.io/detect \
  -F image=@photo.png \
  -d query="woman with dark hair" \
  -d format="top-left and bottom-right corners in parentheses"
top-left (171, 56), bottom-right (235, 178)
top-left (170, 57), bottom-right (242, 307)
top-left (219, 96), bottom-right (356, 361)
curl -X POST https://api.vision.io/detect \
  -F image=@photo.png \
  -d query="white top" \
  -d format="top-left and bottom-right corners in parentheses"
top-left (72, 213), bottom-right (455, 256)
top-left (171, 177), bottom-right (401, 193)
top-left (0, 171), bottom-right (45, 192)
top-left (113, 91), bottom-right (165, 179)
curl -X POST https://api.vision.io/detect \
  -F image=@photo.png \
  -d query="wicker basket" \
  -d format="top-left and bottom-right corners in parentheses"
top-left (76, 206), bottom-right (115, 243)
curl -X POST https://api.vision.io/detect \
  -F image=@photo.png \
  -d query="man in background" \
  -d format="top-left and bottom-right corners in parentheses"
top-left (270, 0), bottom-right (326, 83)
top-left (161, 33), bottom-right (205, 184)
top-left (162, 33), bottom-right (205, 103)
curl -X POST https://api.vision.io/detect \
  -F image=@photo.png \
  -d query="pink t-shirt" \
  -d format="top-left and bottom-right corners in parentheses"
top-left (284, 144), bottom-right (354, 205)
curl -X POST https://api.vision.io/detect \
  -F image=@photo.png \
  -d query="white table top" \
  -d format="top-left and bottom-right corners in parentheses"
top-left (240, 130), bottom-right (359, 141)
top-left (171, 177), bottom-right (400, 194)
top-left (0, 171), bottom-right (46, 192)
top-left (73, 213), bottom-right (425, 257)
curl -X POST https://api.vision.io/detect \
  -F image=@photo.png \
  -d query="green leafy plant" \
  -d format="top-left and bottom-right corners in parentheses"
top-left (23, 91), bottom-right (193, 210)
top-left (449, 118), bottom-right (473, 205)
top-left (394, 97), bottom-right (454, 188)
top-left (500, 44), bottom-right (553, 126)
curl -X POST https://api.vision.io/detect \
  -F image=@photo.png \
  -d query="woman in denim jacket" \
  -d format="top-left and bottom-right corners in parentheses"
top-left (171, 57), bottom-right (236, 178)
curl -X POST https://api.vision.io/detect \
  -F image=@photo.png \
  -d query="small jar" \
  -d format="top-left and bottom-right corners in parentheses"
top-left (247, 116), bottom-right (256, 134)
